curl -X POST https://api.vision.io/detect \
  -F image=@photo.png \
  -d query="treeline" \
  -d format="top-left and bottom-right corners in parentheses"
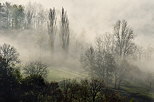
top-left (0, 2), bottom-right (70, 52)
top-left (0, 43), bottom-right (129, 102)
top-left (0, 2), bottom-right (46, 30)
top-left (0, 2), bottom-right (25, 29)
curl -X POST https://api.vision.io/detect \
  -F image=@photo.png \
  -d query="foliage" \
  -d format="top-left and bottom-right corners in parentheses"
top-left (0, 43), bottom-right (20, 66)
top-left (23, 61), bottom-right (48, 78)
top-left (60, 8), bottom-right (70, 52)
top-left (48, 8), bottom-right (56, 51)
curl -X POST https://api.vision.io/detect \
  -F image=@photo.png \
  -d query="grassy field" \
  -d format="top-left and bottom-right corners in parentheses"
top-left (122, 86), bottom-right (154, 98)
top-left (47, 68), bottom-right (88, 81)
top-left (47, 67), bottom-right (154, 101)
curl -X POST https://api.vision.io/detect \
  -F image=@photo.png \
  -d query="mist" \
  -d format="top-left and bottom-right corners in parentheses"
top-left (0, 0), bottom-right (153, 73)
top-left (1, 0), bottom-right (154, 42)
top-left (0, 0), bottom-right (154, 101)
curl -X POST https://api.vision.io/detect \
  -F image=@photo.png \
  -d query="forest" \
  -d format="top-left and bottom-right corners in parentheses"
top-left (0, 1), bottom-right (154, 102)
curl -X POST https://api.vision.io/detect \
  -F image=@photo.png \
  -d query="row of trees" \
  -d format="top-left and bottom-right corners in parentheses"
top-left (0, 2), bottom-right (46, 30)
top-left (0, 2), bottom-right (70, 52)
top-left (48, 7), bottom-right (70, 52)
top-left (0, 2), bottom-right (25, 29)
top-left (0, 43), bottom-right (128, 102)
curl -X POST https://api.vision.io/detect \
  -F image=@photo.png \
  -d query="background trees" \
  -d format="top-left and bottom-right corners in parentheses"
top-left (12, 4), bottom-right (25, 29)
top-left (0, 2), bottom-right (71, 53)
top-left (0, 3), bottom-right (25, 29)
top-left (0, 2), bottom-right (10, 29)
top-left (25, 2), bottom-right (35, 29)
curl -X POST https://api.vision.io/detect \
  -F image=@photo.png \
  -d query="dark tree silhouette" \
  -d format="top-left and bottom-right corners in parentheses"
top-left (0, 50), bottom-right (21, 102)
top-left (0, 43), bottom-right (20, 66)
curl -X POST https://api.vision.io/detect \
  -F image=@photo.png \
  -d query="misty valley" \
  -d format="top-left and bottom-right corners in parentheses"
top-left (0, 1), bottom-right (154, 102)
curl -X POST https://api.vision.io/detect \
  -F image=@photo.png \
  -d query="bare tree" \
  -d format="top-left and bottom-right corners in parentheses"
top-left (114, 20), bottom-right (136, 58)
top-left (94, 35), bottom-right (116, 85)
top-left (23, 61), bottom-right (48, 78)
top-left (0, 43), bottom-right (19, 66)
top-left (48, 8), bottom-right (56, 51)
top-left (81, 21), bottom-right (138, 89)
top-left (81, 46), bottom-right (96, 77)
top-left (60, 7), bottom-right (70, 52)
top-left (113, 20), bottom-right (137, 89)
top-left (81, 34), bottom-right (116, 85)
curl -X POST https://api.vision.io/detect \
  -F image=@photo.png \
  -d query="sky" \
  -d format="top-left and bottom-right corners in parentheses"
top-left (1, 0), bottom-right (154, 46)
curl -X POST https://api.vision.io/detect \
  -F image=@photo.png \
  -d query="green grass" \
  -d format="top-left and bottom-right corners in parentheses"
top-left (47, 68), bottom-right (88, 81)
top-left (47, 68), bottom-right (154, 100)
top-left (121, 82), bottom-right (154, 99)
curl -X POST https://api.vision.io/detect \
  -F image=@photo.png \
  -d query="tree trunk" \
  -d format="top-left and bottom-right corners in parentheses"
top-left (118, 80), bottom-right (122, 89)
